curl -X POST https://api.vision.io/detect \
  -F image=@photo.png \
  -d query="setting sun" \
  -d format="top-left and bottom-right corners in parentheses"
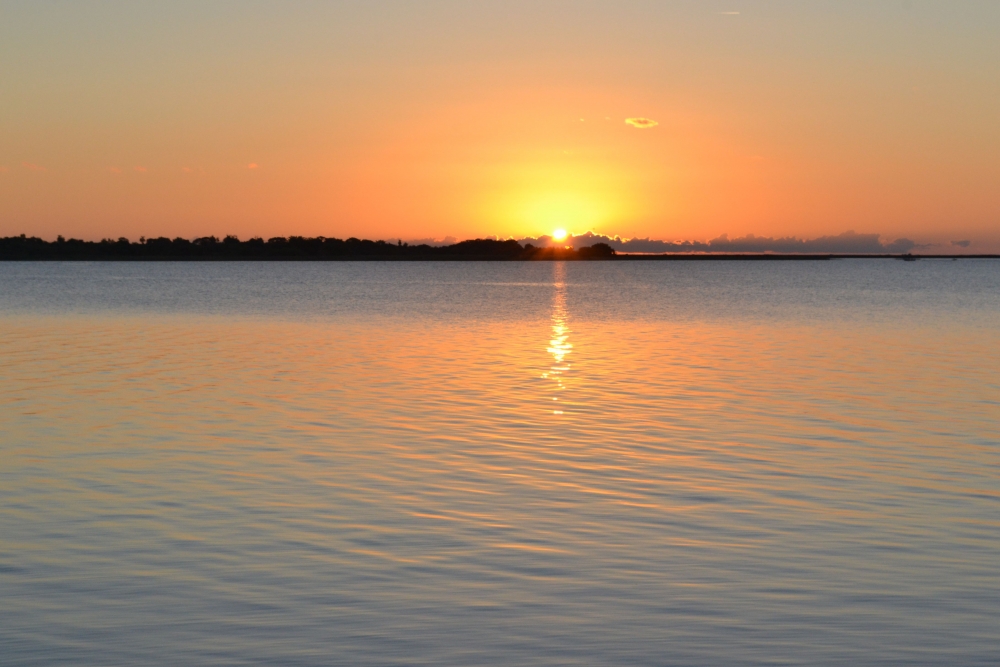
top-left (3, 3), bottom-right (1000, 664)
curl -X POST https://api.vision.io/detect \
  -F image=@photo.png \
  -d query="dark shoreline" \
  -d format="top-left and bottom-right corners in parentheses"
top-left (4, 255), bottom-right (995, 261)
top-left (615, 253), bottom-right (999, 261)
top-left (2, 235), bottom-right (995, 261)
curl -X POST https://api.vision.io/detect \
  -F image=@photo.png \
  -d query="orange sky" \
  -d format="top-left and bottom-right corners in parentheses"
top-left (2, 2), bottom-right (999, 249)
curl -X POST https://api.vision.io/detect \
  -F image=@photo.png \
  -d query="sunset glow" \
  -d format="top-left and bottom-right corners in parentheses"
top-left (5, 4), bottom-right (1000, 663)
top-left (2, 3), bottom-right (998, 250)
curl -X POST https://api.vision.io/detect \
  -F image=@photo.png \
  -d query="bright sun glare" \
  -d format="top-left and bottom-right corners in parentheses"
top-left (552, 229), bottom-right (568, 242)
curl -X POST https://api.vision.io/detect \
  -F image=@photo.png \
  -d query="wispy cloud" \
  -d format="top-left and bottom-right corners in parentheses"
top-left (0, 165), bottom-right (8, 174)
top-left (716, 11), bottom-right (740, 15)
top-left (108, 167), bottom-right (122, 174)
top-left (625, 117), bottom-right (658, 129)
top-left (134, 166), bottom-right (147, 173)
top-left (23, 162), bottom-right (46, 172)
top-left (247, 162), bottom-right (259, 169)
top-left (951, 239), bottom-right (971, 248)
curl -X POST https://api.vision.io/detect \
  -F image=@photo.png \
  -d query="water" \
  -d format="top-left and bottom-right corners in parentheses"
top-left (1, 260), bottom-right (998, 666)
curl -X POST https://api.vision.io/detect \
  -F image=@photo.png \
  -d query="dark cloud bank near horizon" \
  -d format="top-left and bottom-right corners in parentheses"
top-left (515, 231), bottom-right (920, 254)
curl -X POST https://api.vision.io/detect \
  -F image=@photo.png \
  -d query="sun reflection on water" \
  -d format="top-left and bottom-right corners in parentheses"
top-left (544, 262), bottom-right (572, 414)
top-left (3, 262), bottom-right (1000, 666)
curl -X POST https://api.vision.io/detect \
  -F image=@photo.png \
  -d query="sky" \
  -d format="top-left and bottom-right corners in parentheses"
top-left (2, 1), bottom-right (999, 249)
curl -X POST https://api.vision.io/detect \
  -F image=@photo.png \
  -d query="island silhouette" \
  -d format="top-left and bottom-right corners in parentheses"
top-left (1, 235), bottom-right (993, 261)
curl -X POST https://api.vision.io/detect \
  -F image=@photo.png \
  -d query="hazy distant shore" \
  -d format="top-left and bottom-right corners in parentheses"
top-left (1, 235), bottom-right (995, 261)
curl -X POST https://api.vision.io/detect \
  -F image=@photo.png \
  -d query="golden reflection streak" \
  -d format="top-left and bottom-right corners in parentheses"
top-left (544, 262), bottom-right (572, 415)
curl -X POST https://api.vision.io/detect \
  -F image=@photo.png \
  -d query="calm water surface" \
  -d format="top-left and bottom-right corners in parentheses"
top-left (1, 261), bottom-right (999, 666)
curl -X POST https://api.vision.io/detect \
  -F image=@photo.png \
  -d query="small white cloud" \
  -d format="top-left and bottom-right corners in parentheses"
top-left (625, 117), bottom-right (658, 129)
top-left (247, 163), bottom-right (259, 169)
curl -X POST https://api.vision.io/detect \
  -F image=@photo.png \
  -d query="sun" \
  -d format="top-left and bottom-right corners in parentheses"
top-left (552, 228), bottom-right (568, 242)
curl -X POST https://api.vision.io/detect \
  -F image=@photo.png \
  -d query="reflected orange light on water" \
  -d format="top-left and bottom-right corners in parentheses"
top-left (544, 263), bottom-right (572, 415)
top-left (3, 273), bottom-right (1000, 664)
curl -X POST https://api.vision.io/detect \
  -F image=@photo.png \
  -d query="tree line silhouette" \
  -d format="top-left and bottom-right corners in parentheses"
top-left (3, 234), bottom-right (990, 261)
top-left (0, 235), bottom-right (617, 261)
